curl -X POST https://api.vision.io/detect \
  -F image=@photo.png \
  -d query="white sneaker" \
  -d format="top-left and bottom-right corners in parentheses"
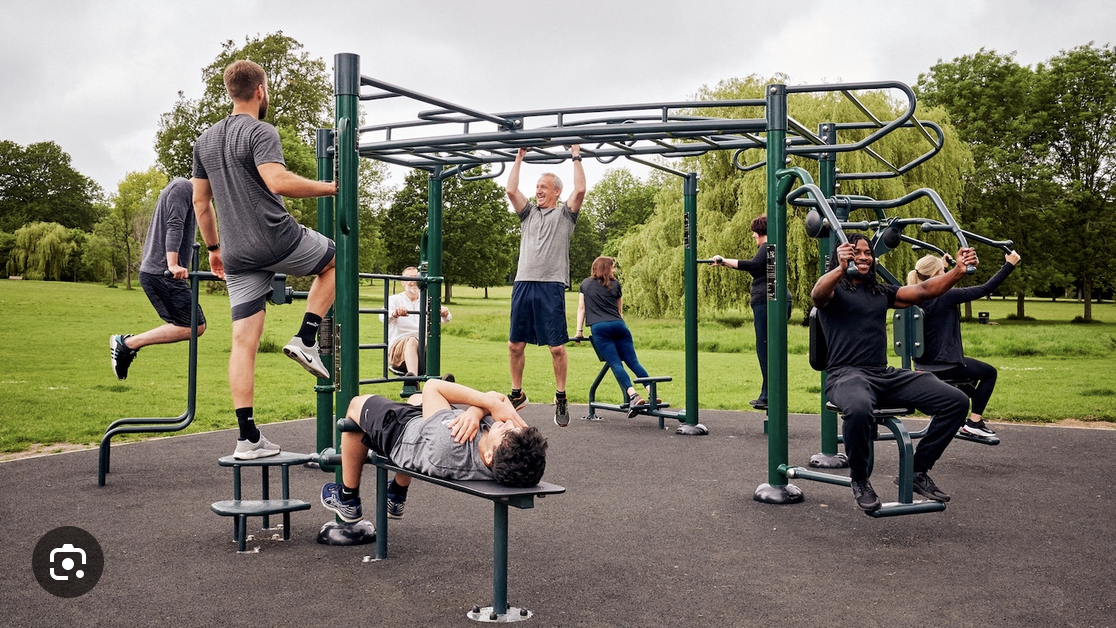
top-left (283, 336), bottom-right (329, 379)
top-left (233, 435), bottom-right (281, 460)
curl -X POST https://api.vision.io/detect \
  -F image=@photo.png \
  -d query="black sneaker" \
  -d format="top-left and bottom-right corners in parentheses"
top-left (508, 390), bottom-right (528, 411)
top-left (442, 373), bottom-right (455, 383)
top-left (554, 395), bottom-right (569, 427)
top-left (911, 472), bottom-right (950, 502)
top-left (386, 493), bottom-right (406, 519)
top-left (960, 419), bottom-right (996, 438)
top-left (851, 479), bottom-right (881, 512)
top-left (109, 334), bottom-right (138, 380)
top-left (626, 393), bottom-right (646, 418)
top-left (749, 399), bottom-right (768, 410)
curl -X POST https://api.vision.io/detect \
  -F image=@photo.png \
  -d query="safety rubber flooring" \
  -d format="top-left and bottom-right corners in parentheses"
top-left (1, 406), bottom-right (1113, 627)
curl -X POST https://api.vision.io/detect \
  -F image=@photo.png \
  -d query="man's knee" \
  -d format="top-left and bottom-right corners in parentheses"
top-left (347, 394), bottom-right (373, 419)
top-left (404, 336), bottom-right (419, 351)
top-left (549, 345), bottom-right (567, 358)
top-left (196, 323), bottom-right (206, 337)
top-left (508, 341), bottom-right (525, 355)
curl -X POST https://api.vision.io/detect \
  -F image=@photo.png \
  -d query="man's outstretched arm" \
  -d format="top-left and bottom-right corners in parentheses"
top-left (506, 149), bottom-right (528, 213)
top-left (895, 247), bottom-right (979, 308)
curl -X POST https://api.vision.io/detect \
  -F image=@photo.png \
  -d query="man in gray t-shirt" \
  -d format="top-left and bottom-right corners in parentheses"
top-left (191, 59), bottom-right (338, 461)
top-left (504, 145), bottom-right (586, 429)
top-left (109, 177), bottom-right (208, 380)
top-left (320, 380), bottom-right (549, 523)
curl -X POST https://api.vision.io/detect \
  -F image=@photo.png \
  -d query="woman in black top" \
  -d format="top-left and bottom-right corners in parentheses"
top-left (576, 256), bottom-right (655, 417)
top-left (907, 250), bottom-right (1021, 438)
top-left (710, 215), bottom-right (792, 410)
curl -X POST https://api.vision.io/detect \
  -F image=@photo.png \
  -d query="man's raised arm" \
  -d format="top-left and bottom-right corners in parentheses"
top-left (811, 242), bottom-right (852, 309)
top-left (567, 144), bottom-right (586, 212)
top-left (506, 149), bottom-right (528, 213)
top-left (895, 247), bottom-right (979, 308)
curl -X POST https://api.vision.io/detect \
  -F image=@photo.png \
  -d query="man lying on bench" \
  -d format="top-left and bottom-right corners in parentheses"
top-left (320, 379), bottom-right (548, 522)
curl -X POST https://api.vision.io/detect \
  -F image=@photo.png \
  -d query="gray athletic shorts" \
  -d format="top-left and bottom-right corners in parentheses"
top-left (226, 226), bottom-right (334, 321)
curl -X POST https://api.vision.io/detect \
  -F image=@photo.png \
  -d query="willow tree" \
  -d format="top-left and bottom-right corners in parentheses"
top-left (615, 75), bottom-right (971, 320)
top-left (6, 222), bottom-right (78, 281)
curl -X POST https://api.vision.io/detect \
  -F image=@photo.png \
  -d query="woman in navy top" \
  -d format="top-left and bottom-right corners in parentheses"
top-left (907, 250), bottom-right (1021, 438)
top-left (576, 256), bottom-right (656, 417)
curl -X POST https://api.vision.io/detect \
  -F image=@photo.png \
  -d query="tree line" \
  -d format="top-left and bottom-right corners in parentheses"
top-left (1, 35), bottom-right (1112, 320)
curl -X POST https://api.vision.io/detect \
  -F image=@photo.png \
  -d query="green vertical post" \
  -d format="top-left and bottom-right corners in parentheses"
top-left (809, 123), bottom-right (846, 468)
top-left (315, 128), bottom-right (336, 461)
top-left (755, 84), bottom-right (802, 504)
top-left (425, 169), bottom-right (443, 376)
top-left (334, 53), bottom-right (361, 430)
top-left (677, 172), bottom-right (707, 435)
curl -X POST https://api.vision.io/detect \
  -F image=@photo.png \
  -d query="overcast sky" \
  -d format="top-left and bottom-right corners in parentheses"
top-left (2, 0), bottom-right (1113, 195)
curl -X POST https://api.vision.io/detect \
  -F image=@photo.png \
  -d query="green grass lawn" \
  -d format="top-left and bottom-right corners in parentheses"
top-left (1, 279), bottom-right (1113, 456)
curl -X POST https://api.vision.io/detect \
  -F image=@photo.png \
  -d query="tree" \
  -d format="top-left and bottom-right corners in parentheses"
top-left (153, 32), bottom-right (338, 229)
top-left (381, 168), bottom-right (518, 302)
top-left (570, 168), bottom-right (659, 286)
top-left (85, 212), bottom-right (127, 286)
top-left (0, 140), bottom-right (102, 232)
top-left (111, 168), bottom-right (169, 290)
top-left (1035, 43), bottom-right (1116, 322)
top-left (615, 75), bottom-right (972, 318)
top-left (917, 49), bottom-right (1062, 319)
top-left (6, 222), bottom-right (78, 280)
top-left (442, 168), bottom-right (518, 300)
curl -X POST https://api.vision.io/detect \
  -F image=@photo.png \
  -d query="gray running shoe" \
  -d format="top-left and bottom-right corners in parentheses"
top-left (283, 336), bottom-right (329, 379)
top-left (233, 434), bottom-right (281, 460)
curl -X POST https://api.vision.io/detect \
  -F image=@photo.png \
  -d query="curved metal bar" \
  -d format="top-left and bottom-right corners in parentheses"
top-left (784, 81), bottom-right (917, 155)
top-left (360, 75), bottom-right (520, 130)
top-left (825, 190), bottom-right (975, 273)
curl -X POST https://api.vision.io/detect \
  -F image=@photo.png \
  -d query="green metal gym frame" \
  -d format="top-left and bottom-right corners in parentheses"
top-left (320, 52), bottom-right (962, 506)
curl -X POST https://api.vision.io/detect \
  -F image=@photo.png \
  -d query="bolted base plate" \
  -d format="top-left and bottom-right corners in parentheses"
top-left (754, 482), bottom-right (805, 504)
top-left (316, 520), bottom-right (376, 545)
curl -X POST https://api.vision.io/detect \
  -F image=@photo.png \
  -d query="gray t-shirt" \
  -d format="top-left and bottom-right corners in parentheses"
top-left (515, 202), bottom-right (578, 285)
top-left (139, 177), bottom-right (196, 275)
top-left (390, 407), bottom-right (495, 481)
top-left (192, 114), bottom-right (303, 273)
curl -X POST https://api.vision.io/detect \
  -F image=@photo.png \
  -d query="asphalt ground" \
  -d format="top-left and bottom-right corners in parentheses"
top-left (1, 405), bottom-right (1113, 627)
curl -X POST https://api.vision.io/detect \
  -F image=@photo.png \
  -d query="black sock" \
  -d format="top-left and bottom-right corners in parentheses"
top-left (511, 388), bottom-right (522, 397)
top-left (388, 479), bottom-right (409, 498)
top-left (235, 407), bottom-right (258, 442)
top-left (555, 390), bottom-right (566, 399)
top-left (298, 313), bottom-right (322, 346)
top-left (340, 484), bottom-right (359, 501)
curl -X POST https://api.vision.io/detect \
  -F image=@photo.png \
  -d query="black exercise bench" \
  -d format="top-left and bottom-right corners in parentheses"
top-left (331, 417), bottom-right (565, 621)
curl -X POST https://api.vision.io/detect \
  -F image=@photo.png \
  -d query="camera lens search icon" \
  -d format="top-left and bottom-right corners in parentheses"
top-left (32, 527), bottom-right (103, 598)
top-left (50, 543), bottom-right (87, 580)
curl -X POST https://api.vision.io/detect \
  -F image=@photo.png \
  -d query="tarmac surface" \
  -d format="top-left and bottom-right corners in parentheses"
top-left (1, 405), bottom-right (1113, 627)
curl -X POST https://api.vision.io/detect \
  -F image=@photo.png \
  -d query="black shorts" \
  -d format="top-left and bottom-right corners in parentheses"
top-left (357, 395), bottom-right (422, 458)
top-left (139, 272), bottom-right (206, 328)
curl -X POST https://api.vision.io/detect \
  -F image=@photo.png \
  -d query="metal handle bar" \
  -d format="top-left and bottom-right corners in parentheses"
top-left (784, 183), bottom-right (860, 277)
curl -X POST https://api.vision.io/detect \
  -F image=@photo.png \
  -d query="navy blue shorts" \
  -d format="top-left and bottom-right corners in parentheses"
top-left (509, 281), bottom-right (569, 346)
top-left (139, 272), bottom-right (205, 328)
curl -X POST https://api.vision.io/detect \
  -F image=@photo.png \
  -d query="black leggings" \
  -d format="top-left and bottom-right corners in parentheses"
top-left (927, 358), bottom-right (998, 415)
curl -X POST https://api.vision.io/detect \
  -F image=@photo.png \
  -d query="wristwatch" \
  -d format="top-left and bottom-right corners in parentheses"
top-left (571, 156), bottom-right (582, 162)
top-left (207, 243), bottom-right (220, 251)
